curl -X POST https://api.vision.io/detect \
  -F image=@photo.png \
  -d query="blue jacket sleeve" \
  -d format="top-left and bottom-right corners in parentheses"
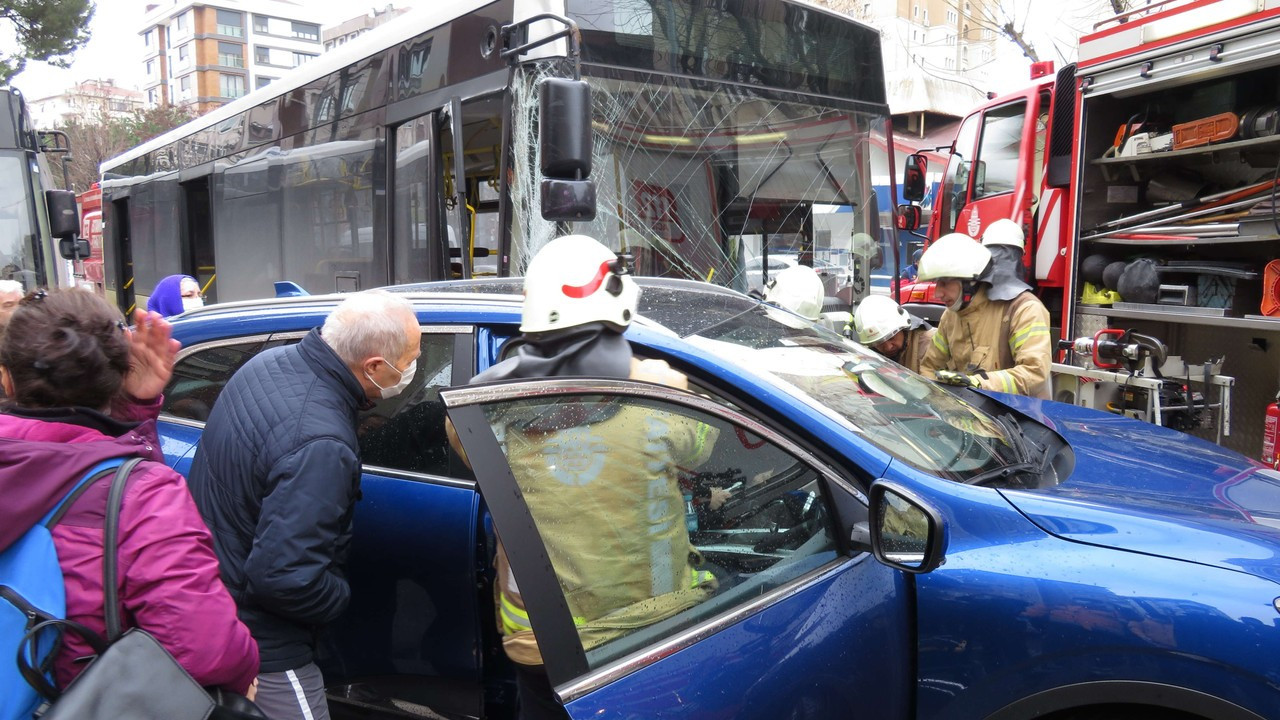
top-left (243, 437), bottom-right (359, 625)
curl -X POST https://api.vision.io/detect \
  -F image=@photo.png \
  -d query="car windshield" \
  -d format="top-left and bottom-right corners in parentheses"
top-left (684, 305), bottom-right (1022, 481)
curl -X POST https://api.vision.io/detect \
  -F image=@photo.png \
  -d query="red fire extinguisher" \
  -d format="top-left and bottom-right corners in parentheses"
top-left (1264, 393), bottom-right (1280, 469)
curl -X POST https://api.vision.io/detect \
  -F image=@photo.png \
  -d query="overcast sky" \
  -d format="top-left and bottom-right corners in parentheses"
top-left (10, 0), bottom-right (430, 99)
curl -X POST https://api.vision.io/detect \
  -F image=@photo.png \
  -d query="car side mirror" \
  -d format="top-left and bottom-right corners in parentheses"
top-left (902, 153), bottom-right (927, 203)
top-left (895, 204), bottom-right (922, 232)
top-left (46, 189), bottom-right (79, 239)
top-left (869, 481), bottom-right (946, 573)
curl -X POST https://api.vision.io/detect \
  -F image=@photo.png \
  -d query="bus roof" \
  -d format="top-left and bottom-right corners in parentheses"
top-left (102, 0), bottom-right (514, 173)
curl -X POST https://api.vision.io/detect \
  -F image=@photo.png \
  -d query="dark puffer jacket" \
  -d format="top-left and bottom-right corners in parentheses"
top-left (187, 328), bottom-right (368, 673)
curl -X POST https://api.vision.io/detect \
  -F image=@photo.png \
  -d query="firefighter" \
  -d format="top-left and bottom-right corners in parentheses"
top-left (982, 218), bottom-right (1028, 283)
top-left (449, 234), bottom-right (717, 720)
top-left (917, 232), bottom-right (1052, 398)
top-left (764, 264), bottom-right (825, 322)
top-left (852, 295), bottom-right (935, 374)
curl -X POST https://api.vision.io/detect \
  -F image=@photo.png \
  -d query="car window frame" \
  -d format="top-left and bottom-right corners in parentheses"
top-left (441, 377), bottom-right (869, 701)
top-left (161, 324), bottom-right (478, 486)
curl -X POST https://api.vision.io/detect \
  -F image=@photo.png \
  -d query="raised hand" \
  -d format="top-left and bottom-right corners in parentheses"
top-left (122, 310), bottom-right (182, 401)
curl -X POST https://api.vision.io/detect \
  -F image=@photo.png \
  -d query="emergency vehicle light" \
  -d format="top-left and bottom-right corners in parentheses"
top-left (1141, 0), bottom-right (1261, 43)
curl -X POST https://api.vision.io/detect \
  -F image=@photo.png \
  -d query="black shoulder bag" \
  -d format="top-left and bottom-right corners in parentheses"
top-left (18, 458), bottom-right (261, 720)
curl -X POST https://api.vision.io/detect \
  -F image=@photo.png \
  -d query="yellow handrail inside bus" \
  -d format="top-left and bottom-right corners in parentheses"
top-left (200, 274), bottom-right (216, 296)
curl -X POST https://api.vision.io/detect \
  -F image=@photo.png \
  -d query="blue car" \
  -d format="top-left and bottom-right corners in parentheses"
top-left (157, 279), bottom-right (1280, 720)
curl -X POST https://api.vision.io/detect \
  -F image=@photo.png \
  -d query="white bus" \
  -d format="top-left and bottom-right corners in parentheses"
top-left (100, 0), bottom-right (896, 310)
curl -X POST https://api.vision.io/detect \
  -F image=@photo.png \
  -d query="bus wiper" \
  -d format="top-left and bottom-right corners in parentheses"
top-left (995, 413), bottom-right (1047, 469)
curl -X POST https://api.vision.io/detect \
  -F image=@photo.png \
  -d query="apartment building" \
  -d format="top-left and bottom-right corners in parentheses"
top-left (140, 0), bottom-right (325, 114)
top-left (322, 5), bottom-right (410, 52)
top-left (29, 79), bottom-right (145, 128)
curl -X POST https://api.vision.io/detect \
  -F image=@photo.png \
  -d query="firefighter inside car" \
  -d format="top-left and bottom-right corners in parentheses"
top-left (917, 232), bottom-right (1052, 398)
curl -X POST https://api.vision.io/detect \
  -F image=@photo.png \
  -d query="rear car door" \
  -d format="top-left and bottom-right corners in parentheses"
top-left (161, 325), bottom-right (487, 720)
top-left (442, 377), bottom-right (913, 718)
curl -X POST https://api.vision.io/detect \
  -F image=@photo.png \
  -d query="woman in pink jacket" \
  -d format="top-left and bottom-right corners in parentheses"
top-left (0, 289), bottom-right (258, 694)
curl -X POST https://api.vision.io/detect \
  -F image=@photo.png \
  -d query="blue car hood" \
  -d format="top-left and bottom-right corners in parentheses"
top-left (992, 395), bottom-right (1280, 586)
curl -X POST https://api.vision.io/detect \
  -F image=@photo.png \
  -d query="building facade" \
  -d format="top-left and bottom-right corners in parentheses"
top-left (322, 5), bottom-right (410, 52)
top-left (140, 0), bottom-right (325, 114)
top-left (29, 79), bottom-right (146, 129)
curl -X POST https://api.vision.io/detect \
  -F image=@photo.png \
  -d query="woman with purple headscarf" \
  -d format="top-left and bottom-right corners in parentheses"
top-left (147, 274), bottom-right (204, 316)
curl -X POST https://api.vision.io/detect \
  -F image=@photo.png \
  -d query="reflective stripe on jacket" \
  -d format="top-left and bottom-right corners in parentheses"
top-left (919, 287), bottom-right (1052, 398)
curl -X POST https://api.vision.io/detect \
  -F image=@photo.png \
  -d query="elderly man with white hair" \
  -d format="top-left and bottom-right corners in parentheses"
top-left (188, 289), bottom-right (420, 720)
top-left (0, 279), bottom-right (23, 332)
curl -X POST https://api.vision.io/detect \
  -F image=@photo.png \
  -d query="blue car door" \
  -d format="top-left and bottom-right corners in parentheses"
top-left (161, 324), bottom-right (490, 719)
top-left (442, 377), bottom-right (913, 719)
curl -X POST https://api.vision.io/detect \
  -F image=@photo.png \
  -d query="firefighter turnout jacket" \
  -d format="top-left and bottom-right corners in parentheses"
top-left (920, 287), bottom-right (1052, 398)
top-left (496, 357), bottom-right (719, 667)
top-left (899, 326), bottom-right (936, 376)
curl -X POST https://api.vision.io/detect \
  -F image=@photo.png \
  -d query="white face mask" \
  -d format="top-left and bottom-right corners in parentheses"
top-left (367, 358), bottom-right (416, 399)
top-left (182, 296), bottom-right (204, 312)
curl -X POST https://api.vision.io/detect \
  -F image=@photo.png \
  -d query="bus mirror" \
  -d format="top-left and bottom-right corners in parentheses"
top-left (541, 178), bottom-right (597, 222)
top-left (896, 204), bottom-right (922, 232)
top-left (45, 189), bottom-right (79, 239)
top-left (58, 237), bottom-right (90, 261)
top-left (902, 154), bottom-right (927, 203)
top-left (539, 78), bottom-right (593, 179)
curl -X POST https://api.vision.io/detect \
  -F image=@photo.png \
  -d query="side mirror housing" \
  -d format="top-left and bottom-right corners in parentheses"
top-left (869, 481), bottom-right (946, 573)
top-left (58, 237), bottom-right (91, 261)
top-left (46, 189), bottom-right (79, 239)
top-left (541, 178), bottom-right (597, 222)
top-left (895, 204), bottom-right (922, 232)
top-left (902, 153), bottom-right (927, 203)
top-left (539, 77), bottom-right (593, 179)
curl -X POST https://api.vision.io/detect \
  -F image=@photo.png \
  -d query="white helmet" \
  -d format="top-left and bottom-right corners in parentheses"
top-left (520, 235), bottom-right (639, 333)
top-left (917, 232), bottom-right (991, 282)
top-left (853, 295), bottom-right (910, 346)
top-left (982, 219), bottom-right (1024, 249)
top-left (764, 264), bottom-right (825, 321)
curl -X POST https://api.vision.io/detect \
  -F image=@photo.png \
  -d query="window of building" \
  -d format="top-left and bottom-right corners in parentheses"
top-left (947, 9), bottom-right (957, 24)
top-left (109, 100), bottom-right (130, 112)
top-left (291, 21), bottom-right (320, 41)
top-left (217, 9), bottom-right (243, 37)
top-left (253, 14), bottom-right (269, 33)
top-left (176, 12), bottom-right (187, 31)
top-left (179, 43), bottom-right (189, 62)
top-left (220, 73), bottom-right (246, 99)
top-left (144, 29), bottom-right (153, 47)
top-left (923, 9), bottom-right (929, 25)
top-left (218, 41), bottom-right (244, 68)
top-left (146, 59), bottom-right (154, 76)
top-left (147, 88), bottom-right (157, 104)
top-left (256, 76), bottom-right (274, 90)
top-left (180, 75), bottom-right (192, 92)
top-left (945, 57), bottom-right (955, 69)
top-left (292, 52), bottom-right (317, 66)
top-left (254, 45), bottom-right (270, 64)
top-left (913, 4), bottom-right (919, 17)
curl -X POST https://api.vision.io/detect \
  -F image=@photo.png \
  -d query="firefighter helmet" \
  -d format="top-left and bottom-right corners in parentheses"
top-left (764, 264), bottom-right (825, 321)
top-left (916, 233), bottom-right (992, 282)
top-left (981, 219), bottom-right (1024, 249)
top-left (853, 295), bottom-right (910, 346)
top-left (520, 234), bottom-right (639, 333)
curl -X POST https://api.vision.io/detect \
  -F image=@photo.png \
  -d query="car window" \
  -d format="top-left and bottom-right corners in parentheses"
top-left (164, 331), bottom-right (467, 478)
top-left (163, 338), bottom-right (272, 421)
top-left (480, 392), bottom-right (839, 673)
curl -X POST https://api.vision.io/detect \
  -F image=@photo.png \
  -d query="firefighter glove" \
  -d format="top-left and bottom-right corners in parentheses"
top-left (936, 370), bottom-right (980, 388)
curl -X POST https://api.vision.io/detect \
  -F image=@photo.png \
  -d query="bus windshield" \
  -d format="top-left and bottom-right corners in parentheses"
top-left (0, 153), bottom-right (38, 289)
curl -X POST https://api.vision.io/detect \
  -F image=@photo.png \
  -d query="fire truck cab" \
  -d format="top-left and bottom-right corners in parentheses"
top-left (901, 0), bottom-right (1280, 459)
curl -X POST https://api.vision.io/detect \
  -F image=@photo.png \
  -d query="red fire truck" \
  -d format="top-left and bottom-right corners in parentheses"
top-left (897, 0), bottom-right (1280, 458)
top-left (77, 182), bottom-right (105, 295)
